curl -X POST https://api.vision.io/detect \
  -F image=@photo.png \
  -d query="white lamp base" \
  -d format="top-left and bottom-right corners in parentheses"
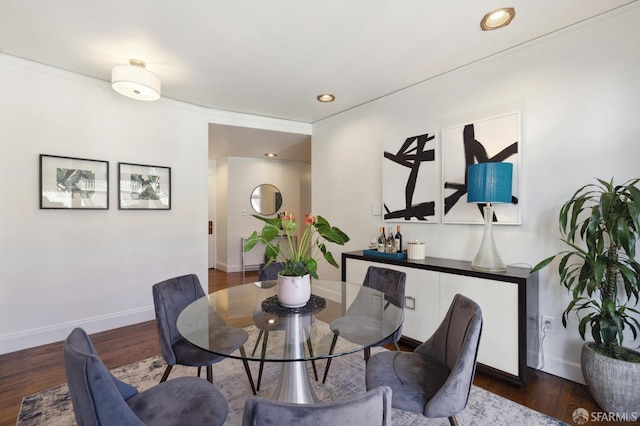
top-left (471, 204), bottom-right (506, 272)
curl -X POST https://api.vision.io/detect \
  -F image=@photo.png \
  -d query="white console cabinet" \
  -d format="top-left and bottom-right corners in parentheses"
top-left (343, 251), bottom-right (538, 386)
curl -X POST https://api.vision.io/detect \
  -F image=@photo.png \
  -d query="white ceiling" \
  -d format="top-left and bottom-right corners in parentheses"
top-left (1, 1), bottom-right (636, 161)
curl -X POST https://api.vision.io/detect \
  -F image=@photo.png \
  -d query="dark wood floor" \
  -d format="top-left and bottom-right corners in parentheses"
top-left (0, 269), bottom-right (613, 425)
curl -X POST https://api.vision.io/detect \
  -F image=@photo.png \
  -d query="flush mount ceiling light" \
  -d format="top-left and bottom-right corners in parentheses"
top-left (481, 7), bottom-right (516, 31)
top-left (111, 59), bottom-right (161, 101)
top-left (317, 94), bottom-right (335, 103)
top-left (265, 153), bottom-right (278, 158)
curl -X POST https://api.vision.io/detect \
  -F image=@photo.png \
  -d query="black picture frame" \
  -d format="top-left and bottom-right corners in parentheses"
top-left (118, 162), bottom-right (171, 210)
top-left (39, 154), bottom-right (109, 210)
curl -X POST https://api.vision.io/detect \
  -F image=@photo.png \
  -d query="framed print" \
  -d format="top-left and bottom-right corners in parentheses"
top-left (40, 154), bottom-right (109, 209)
top-left (382, 132), bottom-right (439, 222)
top-left (118, 162), bottom-right (171, 210)
top-left (441, 112), bottom-right (520, 224)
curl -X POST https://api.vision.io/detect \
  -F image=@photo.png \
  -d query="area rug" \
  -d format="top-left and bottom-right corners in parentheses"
top-left (18, 346), bottom-right (567, 426)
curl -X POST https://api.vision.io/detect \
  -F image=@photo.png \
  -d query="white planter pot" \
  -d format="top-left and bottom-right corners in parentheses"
top-left (277, 273), bottom-right (311, 308)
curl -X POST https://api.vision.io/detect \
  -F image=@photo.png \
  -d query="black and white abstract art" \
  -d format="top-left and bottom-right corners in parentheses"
top-left (442, 112), bottom-right (520, 224)
top-left (382, 132), bottom-right (439, 222)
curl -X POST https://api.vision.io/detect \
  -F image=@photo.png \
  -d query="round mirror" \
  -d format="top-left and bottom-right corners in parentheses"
top-left (250, 184), bottom-right (282, 215)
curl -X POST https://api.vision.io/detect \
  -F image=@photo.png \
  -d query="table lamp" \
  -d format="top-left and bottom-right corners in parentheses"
top-left (467, 162), bottom-right (513, 272)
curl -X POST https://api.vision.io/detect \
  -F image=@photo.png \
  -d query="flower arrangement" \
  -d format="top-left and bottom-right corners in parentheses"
top-left (243, 213), bottom-right (350, 278)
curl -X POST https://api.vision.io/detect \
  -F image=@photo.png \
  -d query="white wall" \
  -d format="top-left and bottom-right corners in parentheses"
top-left (219, 157), bottom-right (311, 272)
top-left (312, 5), bottom-right (640, 384)
top-left (0, 55), bottom-right (311, 353)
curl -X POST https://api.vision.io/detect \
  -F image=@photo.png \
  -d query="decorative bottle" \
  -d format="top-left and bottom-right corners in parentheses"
top-left (377, 227), bottom-right (386, 252)
top-left (386, 227), bottom-right (395, 253)
top-left (394, 225), bottom-right (402, 253)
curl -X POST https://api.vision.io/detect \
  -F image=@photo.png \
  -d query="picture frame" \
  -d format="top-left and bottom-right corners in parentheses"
top-left (441, 112), bottom-right (521, 224)
top-left (382, 132), bottom-right (439, 222)
top-left (40, 154), bottom-right (109, 209)
top-left (118, 162), bottom-right (171, 210)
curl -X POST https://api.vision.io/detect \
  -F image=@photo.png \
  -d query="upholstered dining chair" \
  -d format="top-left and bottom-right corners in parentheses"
top-left (251, 262), bottom-right (318, 390)
top-left (63, 327), bottom-right (229, 426)
top-left (152, 274), bottom-right (256, 394)
top-left (365, 293), bottom-right (483, 426)
top-left (242, 385), bottom-right (392, 426)
top-left (322, 266), bottom-right (406, 383)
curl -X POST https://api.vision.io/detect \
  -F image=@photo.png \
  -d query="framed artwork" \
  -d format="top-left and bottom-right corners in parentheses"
top-left (39, 154), bottom-right (109, 209)
top-left (441, 112), bottom-right (520, 224)
top-left (382, 132), bottom-right (439, 222)
top-left (118, 162), bottom-right (171, 210)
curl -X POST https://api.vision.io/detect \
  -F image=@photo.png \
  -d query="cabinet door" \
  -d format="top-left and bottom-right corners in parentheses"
top-left (345, 258), bottom-right (439, 342)
top-left (439, 273), bottom-right (519, 376)
top-left (402, 268), bottom-right (439, 342)
top-left (345, 258), bottom-right (371, 284)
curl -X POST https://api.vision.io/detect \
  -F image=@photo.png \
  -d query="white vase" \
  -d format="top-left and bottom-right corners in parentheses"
top-left (277, 273), bottom-right (311, 308)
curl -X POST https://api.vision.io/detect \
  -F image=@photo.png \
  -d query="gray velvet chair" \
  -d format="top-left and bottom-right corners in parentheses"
top-left (365, 293), bottom-right (483, 426)
top-left (322, 266), bottom-right (406, 383)
top-left (63, 327), bottom-right (229, 426)
top-left (242, 385), bottom-right (392, 426)
top-left (252, 262), bottom-right (318, 390)
top-left (152, 274), bottom-right (256, 394)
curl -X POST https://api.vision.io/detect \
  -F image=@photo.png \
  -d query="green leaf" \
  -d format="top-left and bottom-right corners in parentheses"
top-left (531, 255), bottom-right (555, 273)
top-left (243, 231), bottom-right (260, 252)
top-left (324, 251), bottom-right (339, 268)
top-left (264, 243), bottom-right (280, 261)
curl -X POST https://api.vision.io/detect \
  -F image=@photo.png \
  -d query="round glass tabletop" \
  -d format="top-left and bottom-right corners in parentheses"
top-left (176, 280), bottom-right (404, 362)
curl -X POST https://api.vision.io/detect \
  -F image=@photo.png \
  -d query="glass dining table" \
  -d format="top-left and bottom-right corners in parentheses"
top-left (176, 279), bottom-right (404, 404)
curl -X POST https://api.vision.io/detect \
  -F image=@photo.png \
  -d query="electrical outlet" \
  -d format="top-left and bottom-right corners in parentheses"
top-left (542, 315), bottom-right (556, 334)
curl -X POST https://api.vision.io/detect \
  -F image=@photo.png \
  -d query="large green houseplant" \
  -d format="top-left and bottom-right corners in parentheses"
top-left (532, 177), bottom-right (640, 414)
top-left (243, 213), bottom-right (350, 279)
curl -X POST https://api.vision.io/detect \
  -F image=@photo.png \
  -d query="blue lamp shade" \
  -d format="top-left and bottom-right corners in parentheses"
top-left (467, 162), bottom-right (513, 204)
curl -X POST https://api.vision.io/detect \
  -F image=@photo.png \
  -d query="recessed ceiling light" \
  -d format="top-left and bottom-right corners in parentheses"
top-left (481, 7), bottom-right (515, 31)
top-left (265, 153), bottom-right (278, 158)
top-left (317, 94), bottom-right (335, 102)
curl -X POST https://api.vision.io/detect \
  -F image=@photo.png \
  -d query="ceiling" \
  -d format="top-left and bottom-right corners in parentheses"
top-left (1, 1), bottom-right (636, 161)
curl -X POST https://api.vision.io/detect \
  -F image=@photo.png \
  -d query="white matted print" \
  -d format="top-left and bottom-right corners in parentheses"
top-left (40, 154), bottom-right (109, 209)
top-left (382, 132), bottom-right (439, 222)
top-left (441, 112), bottom-right (520, 224)
top-left (118, 162), bottom-right (171, 210)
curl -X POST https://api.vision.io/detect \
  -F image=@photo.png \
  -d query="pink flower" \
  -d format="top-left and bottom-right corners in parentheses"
top-left (304, 214), bottom-right (316, 225)
top-left (281, 214), bottom-right (295, 221)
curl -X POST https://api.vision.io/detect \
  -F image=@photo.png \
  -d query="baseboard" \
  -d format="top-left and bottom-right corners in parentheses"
top-left (215, 262), bottom-right (257, 273)
top-left (0, 306), bottom-right (155, 355)
top-left (539, 353), bottom-right (585, 385)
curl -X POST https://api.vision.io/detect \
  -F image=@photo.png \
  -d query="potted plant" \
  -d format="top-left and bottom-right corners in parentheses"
top-left (243, 213), bottom-right (349, 307)
top-left (532, 178), bottom-right (640, 415)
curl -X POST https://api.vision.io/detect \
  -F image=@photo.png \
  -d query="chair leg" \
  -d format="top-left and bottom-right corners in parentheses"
top-left (206, 365), bottom-right (213, 383)
top-left (197, 366), bottom-right (202, 378)
top-left (239, 345), bottom-right (257, 395)
top-left (448, 416), bottom-right (459, 426)
top-left (393, 342), bottom-right (401, 351)
top-left (305, 328), bottom-right (318, 381)
top-left (322, 333), bottom-right (339, 384)
top-left (160, 365), bottom-right (173, 383)
top-left (251, 330), bottom-right (264, 356)
top-left (256, 331), bottom-right (269, 391)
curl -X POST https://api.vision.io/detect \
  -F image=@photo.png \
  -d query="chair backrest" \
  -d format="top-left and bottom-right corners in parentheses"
top-left (258, 262), bottom-right (285, 281)
top-left (415, 293), bottom-right (483, 418)
top-left (361, 266), bottom-right (406, 342)
top-left (152, 274), bottom-right (206, 365)
top-left (363, 266), bottom-right (406, 308)
top-left (242, 385), bottom-right (392, 426)
top-left (63, 328), bottom-right (142, 426)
